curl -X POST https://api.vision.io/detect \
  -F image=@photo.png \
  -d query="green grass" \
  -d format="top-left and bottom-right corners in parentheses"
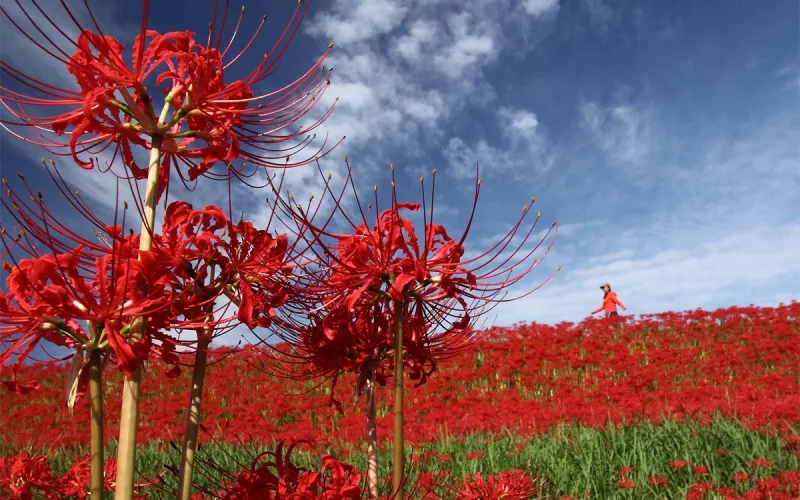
top-left (15, 417), bottom-right (799, 498)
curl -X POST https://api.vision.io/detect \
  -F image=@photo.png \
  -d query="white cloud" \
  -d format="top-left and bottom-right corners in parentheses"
top-left (307, 0), bottom-right (409, 45)
top-left (579, 99), bottom-right (654, 165)
top-left (434, 12), bottom-right (498, 79)
top-left (522, 0), bottom-right (560, 17)
top-left (306, 0), bottom-right (561, 174)
top-left (444, 105), bottom-right (552, 179)
top-left (392, 20), bottom-right (440, 62)
top-left (500, 107), bottom-right (540, 137)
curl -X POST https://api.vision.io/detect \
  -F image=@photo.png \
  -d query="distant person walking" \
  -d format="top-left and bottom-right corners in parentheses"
top-left (592, 282), bottom-right (626, 318)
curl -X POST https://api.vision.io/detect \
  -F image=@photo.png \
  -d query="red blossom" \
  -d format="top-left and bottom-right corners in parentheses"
top-left (615, 478), bottom-right (636, 489)
top-left (263, 161), bottom-right (557, 401)
top-left (693, 465), bottom-right (710, 476)
top-left (671, 459), bottom-right (688, 470)
top-left (647, 475), bottom-right (668, 487)
top-left (0, 452), bottom-right (58, 499)
top-left (733, 472), bottom-right (749, 483)
top-left (0, 242), bottom-right (170, 390)
top-left (686, 481), bottom-right (714, 500)
top-left (617, 466), bottom-right (634, 476)
top-left (55, 456), bottom-right (118, 499)
top-left (1, 0), bottom-right (339, 200)
top-left (2, 302), bottom-right (798, 461)
top-left (200, 441), bottom-right (362, 500)
top-left (750, 457), bottom-right (771, 469)
top-left (456, 469), bottom-right (541, 500)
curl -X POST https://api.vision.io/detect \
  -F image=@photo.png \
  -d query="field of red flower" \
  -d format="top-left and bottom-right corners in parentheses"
top-left (3, 302), bottom-right (800, 497)
top-left (4, 303), bottom-right (799, 448)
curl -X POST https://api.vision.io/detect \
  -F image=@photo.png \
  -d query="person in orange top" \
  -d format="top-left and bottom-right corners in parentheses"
top-left (592, 282), bottom-right (626, 318)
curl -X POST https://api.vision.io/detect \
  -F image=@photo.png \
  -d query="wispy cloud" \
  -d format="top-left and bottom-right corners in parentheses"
top-left (581, 0), bottom-right (617, 33)
top-left (579, 99), bottom-right (654, 166)
top-left (306, 0), bottom-right (561, 173)
top-left (444, 106), bottom-right (553, 180)
top-left (522, 0), bottom-right (560, 17)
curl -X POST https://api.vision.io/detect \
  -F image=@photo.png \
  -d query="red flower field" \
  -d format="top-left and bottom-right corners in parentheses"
top-left (3, 302), bottom-right (799, 498)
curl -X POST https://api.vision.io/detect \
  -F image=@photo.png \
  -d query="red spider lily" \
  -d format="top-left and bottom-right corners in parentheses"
top-left (264, 160), bottom-right (558, 388)
top-left (1, 0), bottom-right (339, 201)
top-left (148, 199), bottom-right (294, 334)
top-left (285, 161), bottom-right (557, 342)
top-left (733, 472), bottom-right (749, 483)
top-left (686, 481), bottom-right (714, 500)
top-left (223, 218), bottom-right (292, 330)
top-left (178, 440), bottom-right (362, 499)
top-left (0, 451), bottom-right (151, 500)
top-left (617, 466), bottom-right (634, 476)
top-left (287, 305), bottom-right (393, 389)
top-left (615, 478), bottom-right (636, 489)
top-left (0, 163), bottom-right (196, 391)
top-left (265, 160), bottom-right (556, 498)
top-left (260, 293), bottom-right (473, 414)
top-left (693, 465), bottom-right (710, 476)
top-left (55, 456), bottom-right (118, 499)
top-left (456, 469), bottom-right (542, 500)
top-left (0, 452), bottom-right (58, 499)
top-left (0, 243), bottom-right (172, 391)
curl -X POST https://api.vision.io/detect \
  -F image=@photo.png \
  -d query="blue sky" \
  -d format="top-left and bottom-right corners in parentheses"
top-left (1, 0), bottom-right (798, 342)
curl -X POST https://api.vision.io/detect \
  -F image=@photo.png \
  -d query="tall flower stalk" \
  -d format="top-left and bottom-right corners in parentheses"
top-left (0, 165), bottom-right (175, 498)
top-left (259, 159), bottom-right (559, 498)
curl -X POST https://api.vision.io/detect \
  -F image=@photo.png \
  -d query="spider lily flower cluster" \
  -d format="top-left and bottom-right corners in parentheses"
top-left (253, 160), bottom-right (557, 498)
top-left (0, 161), bottom-right (302, 394)
top-left (1, 0), bottom-right (339, 200)
top-left (261, 160), bottom-right (558, 395)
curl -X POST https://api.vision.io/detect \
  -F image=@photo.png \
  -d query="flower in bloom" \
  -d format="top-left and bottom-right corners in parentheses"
top-left (465, 451), bottom-right (485, 460)
top-left (188, 441), bottom-right (361, 500)
top-left (693, 465), bottom-right (710, 476)
top-left (686, 481), bottom-right (713, 500)
top-left (0, 452), bottom-right (57, 498)
top-left (617, 466), bottom-right (634, 476)
top-left (671, 459), bottom-right (688, 470)
top-left (0, 241), bottom-right (172, 389)
top-left (0, 171), bottom-right (180, 390)
top-left (149, 200), bottom-right (293, 333)
top-left (54, 456), bottom-right (118, 499)
top-left (268, 161), bottom-right (558, 396)
top-left (456, 469), bottom-right (542, 500)
top-left (0, 452), bottom-right (149, 499)
top-left (615, 478), bottom-right (636, 489)
top-left (647, 475), bottom-right (668, 487)
top-left (750, 457), bottom-right (772, 469)
top-left (732, 472), bottom-right (749, 483)
top-left (755, 477), bottom-right (780, 493)
top-left (1, 162), bottom-right (298, 390)
top-left (715, 487), bottom-right (736, 498)
top-left (1, 0), bottom-right (339, 201)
